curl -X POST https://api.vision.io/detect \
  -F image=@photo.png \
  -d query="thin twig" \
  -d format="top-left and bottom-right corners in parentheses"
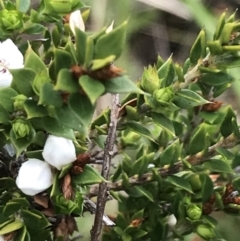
top-left (84, 198), bottom-right (115, 226)
top-left (90, 94), bottom-right (119, 241)
top-left (88, 134), bottom-right (239, 197)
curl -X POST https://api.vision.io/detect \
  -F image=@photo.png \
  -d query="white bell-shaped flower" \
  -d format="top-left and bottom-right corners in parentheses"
top-left (69, 10), bottom-right (85, 35)
top-left (16, 159), bottom-right (53, 196)
top-left (0, 39), bottom-right (24, 88)
top-left (42, 135), bottom-right (76, 170)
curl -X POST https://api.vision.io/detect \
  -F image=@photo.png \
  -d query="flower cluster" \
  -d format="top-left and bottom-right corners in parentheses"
top-left (16, 135), bottom-right (76, 196)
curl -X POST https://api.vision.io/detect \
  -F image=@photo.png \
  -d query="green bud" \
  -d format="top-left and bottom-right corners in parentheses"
top-left (13, 94), bottom-right (27, 111)
top-left (44, 0), bottom-right (79, 14)
top-left (12, 119), bottom-right (31, 139)
top-left (187, 174), bottom-right (202, 191)
top-left (0, 10), bottom-right (22, 30)
top-left (121, 131), bottom-right (141, 147)
top-left (153, 87), bottom-right (175, 106)
top-left (196, 224), bottom-right (216, 239)
top-left (141, 66), bottom-right (160, 94)
top-left (186, 204), bottom-right (202, 220)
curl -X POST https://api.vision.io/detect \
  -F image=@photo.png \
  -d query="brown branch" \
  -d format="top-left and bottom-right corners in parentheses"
top-left (90, 94), bottom-right (120, 241)
top-left (88, 134), bottom-right (239, 198)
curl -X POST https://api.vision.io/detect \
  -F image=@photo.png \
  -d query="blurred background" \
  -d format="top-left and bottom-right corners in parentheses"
top-left (74, 0), bottom-right (240, 240)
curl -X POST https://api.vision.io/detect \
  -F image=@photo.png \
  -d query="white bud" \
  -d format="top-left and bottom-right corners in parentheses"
top-left (106, 21), bottom-right (114, 33)
top-left (16, 159), bottom-right (53, 196)
top-left (148, 164), bottom-right (155, 168)
top-left (42, 135), bottom-right (76, 170)
top-left (69, 10), bottom-right (85, 35)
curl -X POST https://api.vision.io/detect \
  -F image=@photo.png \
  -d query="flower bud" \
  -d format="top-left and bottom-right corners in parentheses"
top-left (153, 87), bottom-right (175, 106)
top-left (16, 159), bottom-right (53, 196)
top-left (186, 204), bottom-right (202, 220)
top-left (141, 66), bottom-right (160, 94)
top-left (121, 131), bottom-right (141, 147)
top-left (187, 174), bottom-right (202, 191)
top-left (196, 224), bottom-right (216, 239)
top-left (42, 135), bottom-right (76, 170)
top-left (46, 0), bottom-right (79, 14)
top-left (13, 94), bottom-right (27, 111)
top-left (69, 10), bottom-right (85, 35)
top-left (0, 10), bottom-right (22, 30)
top-left (12, 119), bottom-right (31, 139)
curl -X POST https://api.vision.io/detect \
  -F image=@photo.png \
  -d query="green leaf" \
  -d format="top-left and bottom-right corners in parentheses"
top-left (3, 201), bottom-right (22, 217)
top-left (129, 186), bottom-right (154, 202)
top-left (85, 37), bottom-right (94, 68)
top-left (24, 45), bottom-right (47, 74)
top-left (55, 69), bottom-right (79, 93)
top-left (16, 0), bottom-right (30, 12)
top-left (130, 155), bottom-right (148, 177)
top-left (79, 75), bottom-right (105, 104)
top-left (75, 28), bottom-right (87, 65)
top-left (50, 49), bottom-right (72, 80)
top-left (21, 209), bottom-right (50, 229)
top-left (213, 12), bottom-right (226, 40)
top-left (200, 174), bottom-right (214, 202)
top-left (158, 55), bottom-right (175, 87)
top-left (220, 22), bottom-right (235, 44)
top-left (42, 117), bottom-right (75, 140)
top-left (72, 164), bottom-right (105, 185)
top-left (64, 37), bottom-right (78, 64)
top-left (103, 76), bottom-right (144, 94)
top-left (166, 175), bottom-right (193, 193)
top-left (173, 89), bottom-right (209, 108)
top-left (160, 139), bottom-right (181, 166)
top-left (0, 220), bottom-right (23, 235)
top-left (200, 72), bottom-right (233, 86)
top-left (22, 23), bottom-right (46, 34)
top-left (8, 202), bottom-right (28, 218)
top-left (14, 225), bottom-right (28, 241)
top-left (220, 106), bottom-right (236, 137)
top-left (126, 121), bottom-right (155, 142)
top-left (91, 55), bottom-right (116, 70)
top-left (189, 123), bottom-right (209, 155)
top-left (0, 104), bottom-right (10, 124)
top-left (32, 71), bottom-right (51, 95)
top-left (131, 209), bottom-right (144, 220)
top-left (69, 93), bottom-right (95, 131)
top-left (204, 159), bottom-right (233, 173)
top-left (151, 112), bottom-right (175, 137)
top-left (58, 163), bottom-right (72, 179)
top-left (24, 100), bottom-right (48, 119)
top-left (189, 29), bottom-right (206, 64)
top-left (131, 230), bottom-right (148, 239)
top-left (39, 83), bottom-right (63, 107)
top-left (55, 104), bottom-right (85, 132)
top-left (11, 68), bottom-right (36, 97)
top-left (94, 21), bottom-right (127, 59)
top-left (0, 88), bottom-right (18, 112)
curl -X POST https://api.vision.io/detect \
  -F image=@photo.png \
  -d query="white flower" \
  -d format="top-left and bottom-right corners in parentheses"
top-left (16, 159), bottom-right (53, 196)
top-left (0, 39), bottom-right (24, 88)
top-left (42, 135), bottom-right (76, 170)
top-left (0, 236), bottom-right (3, 241)
top-left (69, 10), bottom-right (85, 35)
